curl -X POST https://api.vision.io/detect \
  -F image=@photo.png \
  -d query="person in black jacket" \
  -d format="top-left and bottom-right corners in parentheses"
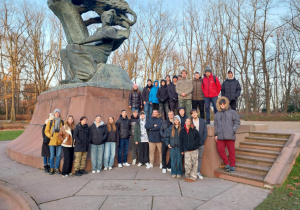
top-left (142, 79), bottom-right (153, 119)
top-left (179, 118), bottom-right (201, 182)
top-left (74, 116), bottom-right (90, 176)
top-left (160, 111), bottom-right (174, 173)
top-left (157, 79), bottom-right (169, 120)
top-left (41, 113), bottom-right (54, 173)
top-left (221, 70), bottom-right (241, 111)
top-left (191, 109), bottom-right (207, 180)
top-left (129, 84), bottom-right (143, 114)
top-left (89, 115), bottom-right (108, 173)
top-left (168, 75), bottom-right (178, 114)
top-left (130, 110), bottom-right (139, 165)
top-left (145, 110), bottom-right (163, 169)
top-left (104, 116), bottom-right (119, 170)
top-left (116, 110), bottom-right (131, 168)
top-left (178, 107), bottom-right (187, 127)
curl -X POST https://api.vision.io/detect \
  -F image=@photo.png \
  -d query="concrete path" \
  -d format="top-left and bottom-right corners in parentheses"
top-left (0, 141), bottom-right (270, 210)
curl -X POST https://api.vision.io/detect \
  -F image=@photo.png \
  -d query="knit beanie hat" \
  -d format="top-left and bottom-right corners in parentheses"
top-left (174, 115), bottom-right (181, 124)
top-left (205, 66), bottom-right (212, 73)
top-left (53, 108), bottom-right (61, 115)
top-left (133, 84), bottom-right (138, 88)
top-left (172, 75), bottom-right (178, 80)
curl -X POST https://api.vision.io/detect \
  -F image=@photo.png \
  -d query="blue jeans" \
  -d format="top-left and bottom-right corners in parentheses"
top-left (144, 102), bottom-right (152, 119)
top-left (118, 139), bottom-right (129, 163)
top-left (170, 147), bottom-right (182, 175)
top-left (104, 142), bottom-right (116, 168)
top-left (43, 157), bottom-right (49, 165)
top-left (204, 96), bottom-right (218, 122)
top-left (49, 145), bottom-right (62, 169)
top-left (90, 144), bottom-right (104, 171)
top-left (131, 107), bottom-right (140, 114)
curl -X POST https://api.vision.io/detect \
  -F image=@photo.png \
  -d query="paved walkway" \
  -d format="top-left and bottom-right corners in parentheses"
top-left (0, 141), bottom-right (269, 210)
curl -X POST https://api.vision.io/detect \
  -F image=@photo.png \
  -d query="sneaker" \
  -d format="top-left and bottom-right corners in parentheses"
top-left (132, 159), bottom-right (136, 165)
top-left (167, 168), bottom-right (171, 172)
top-left (206, 121), bottom-right (210, 125)
top-left (229, 166), bottom-right (236, 173)
top-left (225, 164), bottom-right (230, 172)
top-left (184, 178), bottom-right (189, 182)
top-left (118, 163), bottom-right (123, 168)
top-left (49, 168), bottom-right (54, 175)
top-left (145, 163), bottom-right (150, 167)
top-left (96, 170), bottom-right (101, 173)
top-left (171, 175), bottom-right (176, 178)
top-left (69, 173), bottom-right (74, 176)
top-left (146, 163), bottom-right (153, 169)
top-left (162, 169), bottom-right (167, 173)
top-left (74, 171), bottom-right (82, 176)
top-left (108, 167), bottom-right (112, 170)
top-left (92, 170), bottom-right (96, 174)
top-left (103, 167), bottom-right (108, 171)
top-left (187, 179), bottom-right (196, 183)
top-left (55, 169), bottom-right (61, 174)
top-left (123, 162), bottom-right (130, 167)
top-left (137, 163), bottom-right (142, 167)
top-left (62, 174), bottom-right (69, 178)
top-left (159, 163), bottom-right (163, 169)
top-left (197, 172), bottom-right (203, 180)
top-left (79, 169), bottom-right (88, 174)
top-left (177, 175), bottom-right (182, 179)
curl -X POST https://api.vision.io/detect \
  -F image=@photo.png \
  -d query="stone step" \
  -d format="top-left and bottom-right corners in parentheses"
top-left (235, 154), bottom-right (275, 167)
top-left (214, 169), bottom-right (265, 187)
top-left (249, 132), bottom-right (290, 139)
top-left (235, 162), bottom-right (270, 176)
top-left (245, 136), bottom-right (288, 145)
top-left (239, 142), bottom-right (284, 151)
top-left (236, 148), bottom-right (280, 159)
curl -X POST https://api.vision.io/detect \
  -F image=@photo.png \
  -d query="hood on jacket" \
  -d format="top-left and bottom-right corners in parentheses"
top-left (146, 84), bottom-right (153, 89)
top-left (178, 107), bottom-right (186, 117)
top-left (94, 121), bottom-right (104, 127)
top-left (131, 115), bottom-right (139, 120)
top-left (153, 80), bottom-right (160, 88)
top-left (216, 96), bottom-right (230, 112)
top-left (160, 79), bottom-right (166, 86)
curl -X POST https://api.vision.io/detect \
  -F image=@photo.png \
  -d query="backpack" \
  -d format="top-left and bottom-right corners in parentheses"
top-left (202, 75), bottom-right (217, 85)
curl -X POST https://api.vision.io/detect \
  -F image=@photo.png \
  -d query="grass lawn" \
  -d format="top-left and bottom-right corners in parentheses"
top-left (0, 130), bottom-right (24, 141)
top-left (256, 154), bottom-right (300, 210)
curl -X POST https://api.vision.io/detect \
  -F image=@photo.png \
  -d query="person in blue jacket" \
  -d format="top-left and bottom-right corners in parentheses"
top-left (149, 80), bottom-right (159, 111)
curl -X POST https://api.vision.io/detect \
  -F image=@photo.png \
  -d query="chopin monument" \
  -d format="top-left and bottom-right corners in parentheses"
top-left (6, 0), bottom-right (137, 168)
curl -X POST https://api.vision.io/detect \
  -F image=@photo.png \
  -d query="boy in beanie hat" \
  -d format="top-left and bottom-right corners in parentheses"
top-left (142, 79), bottom-right (153, 119)
top-left (201, 66), bottom-right (221, 124)
top-left (221, 70), bottom-right (241, 111)
top-left (168, 75), bottom-right (179, 114)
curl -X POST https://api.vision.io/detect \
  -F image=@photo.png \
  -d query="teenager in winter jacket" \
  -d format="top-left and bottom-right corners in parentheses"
top-left (45, 108), bottom-right (64, 175)
top-left (165, 115), bottom-right (182, 178)
top-left (157, 79), bottom-right (169, 120)
top-left (201, 66), bottom-right (221, 124)
top-left (41, 113), bottom-right (54, 173)
top-left (74, 116), bottom-right (90, 176)
top-left (129, 84), bottom-right (143, 114)
top-left (168, 75), bottom-right (179, 114)
top-left (192, 72), bottom-right (205, 119)
top-left (179, 118), bottom-right (201, 182)
top-left (221, 70), bottom-right (241, 111)
top-left (214, 96), bottom-right (240, 173)
top-left (149, 80), bottom-right (159, 111)
top-left (145, 110), bottom-right (163, 169)
top-left (116, 110), bottom-right (131, 167)
top-left (176, 70), bottom-right (193, 117)
top-left (160, 111), bottom-right (174, 173)
top-left (134, 111), bottom-right (149, 166)
top-left (104, 116), bottom-right (119, 170)
top-left (130, 110), bottom-right (139, 165)
top-left (89, 115), bottom-right (109, 173)
top-left (142, 79), bottom-right (153, 119)
top-left (191, 109), bottom-right (207, 180)
top-left (58, 115), bottom-right (76, 177)
top-left (178, 107), bottom-right (187, 127)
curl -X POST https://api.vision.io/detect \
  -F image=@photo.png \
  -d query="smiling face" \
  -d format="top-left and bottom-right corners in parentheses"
top-left (67, 116), bottom-right (74, 124)
top-left (228, 72), bottom-right (233, 79)
top-left (95, 116), bottom-right (101, 123)
top-left (220, 103), bottom-right (226, 109)
top-left (205, 71), bottom-right (211, 77)
top-left (108, 117), bottom-right (114, 124)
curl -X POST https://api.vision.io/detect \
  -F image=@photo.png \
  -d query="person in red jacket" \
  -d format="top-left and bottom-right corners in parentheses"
top-left (201, 66), bottom-right (221, 124)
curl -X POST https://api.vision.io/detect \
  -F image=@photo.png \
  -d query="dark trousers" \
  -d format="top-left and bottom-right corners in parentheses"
top-left (138, 142), bottom-right (149, 164)
top-left (192, 100), bottom-right (205, 119)
top-left (204, 97), bottom-right (218, 123)
top-left (230, 100), bottom-right (237, 111)
top-left (118, 139), bottom-right (129, 163)
top-left (152, 103), bottom-right (159, 111)
top-left (169, 100), bottom-right (178, 115)
top-left (162, 142), bottom-right (171, 169)
top-left (62, 147), bottom-right (74, 175)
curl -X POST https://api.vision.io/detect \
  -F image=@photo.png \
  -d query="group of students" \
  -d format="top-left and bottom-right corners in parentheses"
top-left (129, 67), bottom-right (241, 124)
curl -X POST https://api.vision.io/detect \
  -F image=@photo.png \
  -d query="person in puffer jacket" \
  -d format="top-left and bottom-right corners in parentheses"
top-left (116, 110), bottom-right (131, 167)
top-left (221, 70), bottom-right (241, 111)
top-left (130, 110), bottom-right (139, 165)
top-left (129, 84), bottom-right (143, 114)
top-left (214, 96), bottom-right (240, 173)
top-left (89, 115), bottom-right (108, 173)
top-left (149, 80), bottom-right (159, 111)
top-left (157, 79), bottom-right (169, 120)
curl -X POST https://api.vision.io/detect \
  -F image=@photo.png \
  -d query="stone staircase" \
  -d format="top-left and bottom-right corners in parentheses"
top-left (214, 132), bottom-right (291, 187)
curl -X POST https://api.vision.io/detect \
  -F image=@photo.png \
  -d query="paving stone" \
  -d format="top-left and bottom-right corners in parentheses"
top-left (196, 201), bottom-right (241, 210)
top-left (80, 166), bottom-right (138, 180)
top-left (135, 166), bottom-right (175, 180)
top-left (153, 196), bottom-right (205, 210)
top-left (100, 196), bottom-right (152, 210)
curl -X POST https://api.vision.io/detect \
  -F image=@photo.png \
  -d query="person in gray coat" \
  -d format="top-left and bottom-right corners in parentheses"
top-left (214, 96), bottom-right (240, 173)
